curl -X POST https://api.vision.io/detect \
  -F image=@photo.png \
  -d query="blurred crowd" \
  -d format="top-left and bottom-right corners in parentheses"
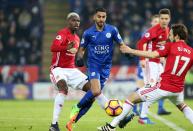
top-left (69, 0), bottom-right (193, 65)
top-left (0, 0), bottom-right (43, 66)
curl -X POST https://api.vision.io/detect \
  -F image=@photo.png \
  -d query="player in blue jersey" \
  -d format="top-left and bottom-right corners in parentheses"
top-left (66, 7), bottom-right (125, 131)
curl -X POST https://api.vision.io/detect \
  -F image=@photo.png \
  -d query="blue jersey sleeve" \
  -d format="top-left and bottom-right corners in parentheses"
top-left (112, 26), bottom-right (123, 44)
top-left (80, 31), bottom-right (89, 48)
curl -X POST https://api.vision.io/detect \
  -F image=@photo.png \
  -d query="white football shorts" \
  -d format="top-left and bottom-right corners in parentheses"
top-left (137, 83), bottom-right (184, 106)
top-left (50, 67), bottom-right (88, 90)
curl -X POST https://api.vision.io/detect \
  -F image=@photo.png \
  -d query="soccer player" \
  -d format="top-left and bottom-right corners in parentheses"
top-left (66, 7), bottom-right (125, 130)
top-left (133, 14), bottom-right (160, 116)
top-left (132, 9), bottom-right (171, 124)
top-left (98, 23), bottom-right (193, 131)
top-left (137, 11), bottom-right (172, 124)
top-left (49, 12), bottom-right (91, 131)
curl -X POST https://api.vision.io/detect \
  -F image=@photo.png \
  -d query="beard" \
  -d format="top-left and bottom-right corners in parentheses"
top-left (96, 22), bottom-right (104, 28)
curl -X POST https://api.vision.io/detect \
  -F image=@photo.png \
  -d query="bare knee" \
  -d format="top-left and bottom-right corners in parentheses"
top-left (177, 103), bottom-right (187, 111)
top-left (92, 88), bottom-right (101, 96)
top-left (127, 92), bottom-right (143, 104)
top-left (56, 79), bottom-right (68, 94)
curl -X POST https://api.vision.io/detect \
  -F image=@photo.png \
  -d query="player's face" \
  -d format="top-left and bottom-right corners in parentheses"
top-left (68, 16), bottom-right (80, 32)
top-left (151, 17), bottom-right (159, 27)
top-left (169, 29), bottom-right (174, 42)
top-left (159, 14), bottom-right (170, 28)
top-left (94, 11), bottom-right (106, 28)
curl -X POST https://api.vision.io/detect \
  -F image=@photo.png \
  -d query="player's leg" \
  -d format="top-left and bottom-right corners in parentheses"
top-left (157, 63), bottom-right (171, 115)
top-left (137, 61), bottom-right (155, 124)
top-left (98, 84), bottom-right (164, 130)
top-left (133, 65), bottom-right (145, 115)
top-left (170, 92), bottom-right (193, 124)
top-left (65, 69), bottom-right (88, 131)
top-left (74, 75), bottom-right (108, 123)
top-left (49, 68), bottom-right (69, 131)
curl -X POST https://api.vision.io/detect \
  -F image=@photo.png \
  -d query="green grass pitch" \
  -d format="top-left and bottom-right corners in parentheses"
top-left (0, 99), bottom-right (193, 131)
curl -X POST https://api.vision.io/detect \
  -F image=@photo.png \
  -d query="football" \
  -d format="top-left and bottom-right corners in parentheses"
top-left (105, 99), bottom-right (123, 116)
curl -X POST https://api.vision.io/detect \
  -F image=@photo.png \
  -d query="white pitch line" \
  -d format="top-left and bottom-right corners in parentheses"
top-left (148, 112), bottom-right (186, 131)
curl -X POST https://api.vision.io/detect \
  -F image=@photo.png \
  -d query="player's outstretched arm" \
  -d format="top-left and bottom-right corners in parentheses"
top-left (75, 47), bottom-right (85, 67)
top-left (120, 45), bottom-right (160, 59)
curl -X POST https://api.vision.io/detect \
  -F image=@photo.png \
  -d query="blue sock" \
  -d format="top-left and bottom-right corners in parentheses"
top-left (75, 100), bottom-right (94, 122)
top-left (158, 99), bottom-right (164, 111)
top-left (133, 104), bottom-right (137, 112)
top-left (77, 90), bottom-right (95, 108)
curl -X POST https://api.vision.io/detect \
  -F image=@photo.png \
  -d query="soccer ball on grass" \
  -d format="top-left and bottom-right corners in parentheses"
top-left (105, 99), bottom-right (123, 116)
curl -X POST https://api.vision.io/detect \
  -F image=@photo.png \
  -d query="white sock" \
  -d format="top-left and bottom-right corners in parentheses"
top-left (183, 106), bottom-right (193, 124)
top-left (96, 93), bottom-right (108, 109)
top-left (140, 102), bottom-right (150, 118)
top-left (52, 93), bottom-right (65, 124)
top-left (110, 100), bottom-right (133, 127)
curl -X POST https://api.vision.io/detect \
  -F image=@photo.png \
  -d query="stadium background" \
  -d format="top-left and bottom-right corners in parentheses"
top-left (0, 0), bottom-right (193, 100)
top-left (0, 0), bottom-right (193, 131)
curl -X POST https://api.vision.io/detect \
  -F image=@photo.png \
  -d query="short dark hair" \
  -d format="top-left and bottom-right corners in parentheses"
top-left (95, 7), bottom-right (106, 14)
top-left (151, 14), bottom-right (159, 20)
top-left (171, 24), bottom-right (188, 40)
top-left (159, 8), bottom-right (171, 17)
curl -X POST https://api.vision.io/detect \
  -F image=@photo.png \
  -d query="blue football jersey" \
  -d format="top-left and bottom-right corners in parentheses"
top-left (80, 24), bottom-right (123, 66)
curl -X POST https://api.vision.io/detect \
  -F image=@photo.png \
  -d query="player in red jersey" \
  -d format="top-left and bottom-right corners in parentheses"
top-left (49, 12), bottom-right (91, 131)
top-left (98, 24), bottom-right (193, 131)
top-left (137, 9), bottom-right (172, 124)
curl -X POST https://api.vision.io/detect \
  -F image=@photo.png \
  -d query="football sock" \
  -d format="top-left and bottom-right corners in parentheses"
top-left (110, 100), bottom-right (133, 127)
top-left (140, 102), bottom-right (150, 118)
top-left (75, 100), bottom-right (94, 122)
top-left (96, 93), bottom-right (108, 109)
top-left (132, 104), bottom-right (137, 113)
top-left (52, 93), bottom-right (65, 124)
top-left (183, 106), bottom-right (193, 124)
top-left (77, 90), bottom-right (94, 108)
top-left (158, 99), bottom-right (164, 110)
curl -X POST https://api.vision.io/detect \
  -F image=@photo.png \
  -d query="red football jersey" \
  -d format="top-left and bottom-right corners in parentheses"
top-left (50, 28), bottom-right (80, 69)
top-left (137, 24), bottom-right (169, 62)
top-left (157, 41), bottom-right (193, 92)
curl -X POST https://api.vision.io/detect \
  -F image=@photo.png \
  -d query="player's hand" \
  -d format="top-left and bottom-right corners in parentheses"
top-left (120, 44), bottom-right (132, 53)
top-left (67, 41), bottom-right (75, 50)
top-left (75, 56), bottom-right (84, 67)
top-left (158, 41), bottom-right (166, 45)
top-left (67, 48), bottom-right (78, 54)
top-left (67, 41), bottom-right (78, 54)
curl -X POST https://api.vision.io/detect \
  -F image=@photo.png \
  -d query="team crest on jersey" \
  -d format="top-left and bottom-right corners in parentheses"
top-left (145, 32), bottom-right (150, 38)
top-left (106, 33), bottom-right (111, 38)
top-left (56, 35), bottom-right (61, 40)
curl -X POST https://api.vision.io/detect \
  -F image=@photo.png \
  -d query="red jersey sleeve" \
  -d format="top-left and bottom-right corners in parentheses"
top-left (156, 42), bottom-right (172, 57)
top-left (50, 31), bottom-right (68, 52)
top-left (136, 27), bottom-right (156, 50)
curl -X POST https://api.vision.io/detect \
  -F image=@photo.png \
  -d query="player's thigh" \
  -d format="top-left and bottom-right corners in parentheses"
top-left (100, 68), bottom-right (110, 90)
top-left (168, 91), bottom-right (184, 106)
top-left (50, 67), bottom-right (68, 90)
top-left (67, 69), bottom-right (88, 90)
top-left (88, 67), bottom-right (101, 91)
top-left (137, 84), bottom-right (168, 104)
